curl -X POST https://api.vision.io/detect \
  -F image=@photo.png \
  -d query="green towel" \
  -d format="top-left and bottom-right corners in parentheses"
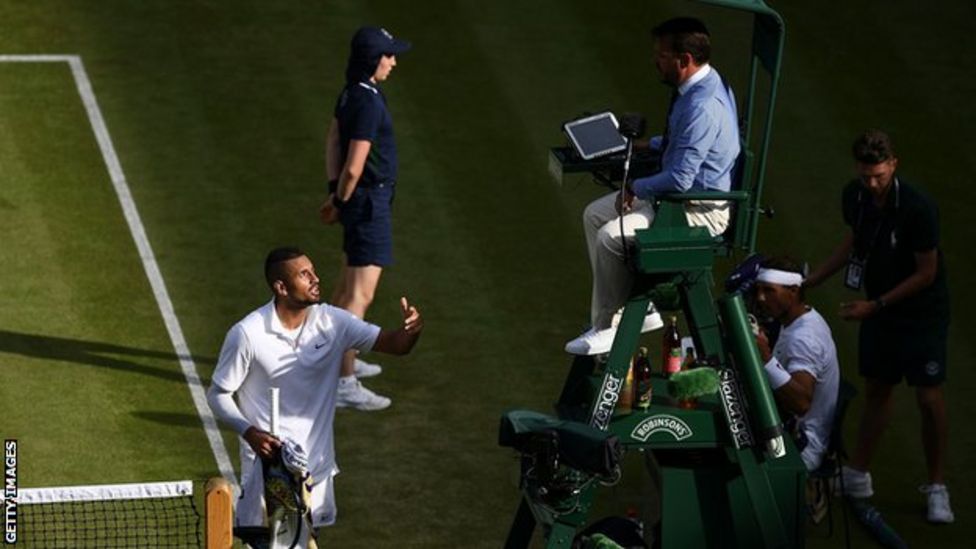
top-left (667, 368), bottom-right (720, 400)
top-left (580, 533), bottom-right (626, 549)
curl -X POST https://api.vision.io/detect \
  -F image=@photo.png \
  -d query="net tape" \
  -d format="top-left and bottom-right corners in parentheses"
top-left (18, 480), bottom-right (201, 548)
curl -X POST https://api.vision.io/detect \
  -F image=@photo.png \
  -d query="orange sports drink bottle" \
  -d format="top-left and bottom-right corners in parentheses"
top-left (662, 316), bottom-right (682, 377)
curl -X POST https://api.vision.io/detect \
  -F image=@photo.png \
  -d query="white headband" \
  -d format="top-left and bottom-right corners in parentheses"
top-left (756, 268), bottom-right (804, 287)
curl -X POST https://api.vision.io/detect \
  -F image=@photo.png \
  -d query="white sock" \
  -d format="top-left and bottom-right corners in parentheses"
top-left (843, 466), bottom-right (869, 479)
top-left (338, 375), bottom-right (357, 386)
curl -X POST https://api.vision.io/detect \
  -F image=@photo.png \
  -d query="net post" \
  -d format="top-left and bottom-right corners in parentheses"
top-left (205, 477), bottom-right (234, 549)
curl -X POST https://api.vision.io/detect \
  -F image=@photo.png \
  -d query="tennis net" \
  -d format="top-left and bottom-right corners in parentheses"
top-left (17, 479), bottom-right (202, 548)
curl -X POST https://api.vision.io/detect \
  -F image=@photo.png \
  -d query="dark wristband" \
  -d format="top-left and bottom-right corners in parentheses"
top-left (328, 179), bottom-right (338, 194)
top-left (873, 298), bottom-right (887, 311)
top-left (332, 193), bottom-right (345, 209)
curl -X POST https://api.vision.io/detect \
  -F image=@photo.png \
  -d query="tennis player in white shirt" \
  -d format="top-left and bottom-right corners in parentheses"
top-left (753, 257), bottom-right (839, 472)
top-left (207, 247), bottom-right (423, 531)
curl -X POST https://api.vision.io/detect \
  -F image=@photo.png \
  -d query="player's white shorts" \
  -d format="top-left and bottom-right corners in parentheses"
top-left (237, 454), bottom-right (338, 528)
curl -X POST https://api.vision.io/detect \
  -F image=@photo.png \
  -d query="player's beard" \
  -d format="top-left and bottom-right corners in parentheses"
top-left (300, 284), bottom-right (321, 306)
top-left (292, 284), bottom-right (320, 308)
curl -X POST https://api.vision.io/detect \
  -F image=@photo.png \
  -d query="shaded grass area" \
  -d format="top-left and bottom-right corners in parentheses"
top-left (0, 64), bottom-right (219, 485)
top-left (1, 1), bottom-right (973, 547)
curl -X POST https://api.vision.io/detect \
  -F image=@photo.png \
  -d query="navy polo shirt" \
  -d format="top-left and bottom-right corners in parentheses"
top-left (841, 177), bottom-right (949, 322)
top-left (334, 80), bottom-right (397, 186)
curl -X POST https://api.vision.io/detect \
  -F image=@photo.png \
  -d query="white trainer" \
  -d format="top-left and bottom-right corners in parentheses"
top-left (835, 465), bottom-right (873, 498)
top-left (336, 379), bottom-right (391, 411)
top-left (565, 327), bottom-right (616, 356)
top-left (565, 306), bottom-right (666, 356)
top-left (353, 358), bottom-right (382, 378)
top-left (640, 311), bottom-right (664, 333)
top-left (610, 304), bottom-right (665, 333)
top-left (920, 484), bottom-right (954, 524)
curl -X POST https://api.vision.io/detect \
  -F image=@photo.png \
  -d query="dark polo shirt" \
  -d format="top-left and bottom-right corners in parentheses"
top-left (334, 80), bottom-right (397, 186)
top-left (841, 177), bottom-right (949, 324)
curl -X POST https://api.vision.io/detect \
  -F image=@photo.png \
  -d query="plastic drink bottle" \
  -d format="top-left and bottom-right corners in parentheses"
top-left (662, 316), bottom-right (682, 376)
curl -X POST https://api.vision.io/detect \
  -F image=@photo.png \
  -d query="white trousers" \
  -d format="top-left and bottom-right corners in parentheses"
top-left (582, 191), bottom-right (730, 329)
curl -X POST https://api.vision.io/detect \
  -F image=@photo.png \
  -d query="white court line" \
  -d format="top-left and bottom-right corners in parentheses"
top-left (1, 54), bottom-right (238, 490)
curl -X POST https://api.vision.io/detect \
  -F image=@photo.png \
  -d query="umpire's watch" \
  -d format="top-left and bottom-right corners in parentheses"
top-left (873, 297), bottom-right (887, 313)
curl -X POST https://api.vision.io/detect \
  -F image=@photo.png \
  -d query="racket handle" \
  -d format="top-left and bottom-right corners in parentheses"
top-left (269, 387), bottom-right (280, 437)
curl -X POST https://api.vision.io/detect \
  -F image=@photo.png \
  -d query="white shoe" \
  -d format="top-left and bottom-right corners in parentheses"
top-left (353, 358), bottom-right (382, 378)
top-left (835, 466), bottom-right (873, 498)
top-left (565, 327), bottom-right (616, 355)
top-left (336, 379), bottom-right (391, 411)
top-left (640, 311), bottom-right (664, 333)
top-left (565, 306), bottom-right (665, 356)
top-left (610, 304), bottom-right (665, 333)
top-left (920, 484), bottom-right (954, 523)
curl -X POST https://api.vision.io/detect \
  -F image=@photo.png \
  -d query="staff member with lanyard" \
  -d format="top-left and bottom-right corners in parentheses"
top-left (805, 129), bottom-right (953, 523)
top-left (320, 26), bottom-right (411, 411)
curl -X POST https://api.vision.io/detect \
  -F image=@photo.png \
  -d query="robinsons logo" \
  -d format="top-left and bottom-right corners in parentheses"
top-left (631, 415), bottom-right (693, 442)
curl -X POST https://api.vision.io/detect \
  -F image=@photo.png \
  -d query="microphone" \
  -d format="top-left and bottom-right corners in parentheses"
top-left (618, 112), bottom-right (646, 139)
top-left (617, 113), bottom-right (645, 265)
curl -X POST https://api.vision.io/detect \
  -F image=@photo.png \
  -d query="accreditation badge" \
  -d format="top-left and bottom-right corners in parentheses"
top-left (844, 255), bottom-right (865, 290)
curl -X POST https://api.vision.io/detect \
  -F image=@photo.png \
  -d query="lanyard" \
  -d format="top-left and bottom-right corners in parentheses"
top-left (853, 177), bottom-right (900, 259)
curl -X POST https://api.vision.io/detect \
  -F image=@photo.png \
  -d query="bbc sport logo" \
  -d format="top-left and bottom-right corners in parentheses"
top-left (3, 439), bottom-right (16, 545)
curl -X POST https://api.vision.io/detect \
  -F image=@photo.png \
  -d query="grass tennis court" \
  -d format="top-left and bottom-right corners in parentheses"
top-left (1, 1), bottom-right (973, 547)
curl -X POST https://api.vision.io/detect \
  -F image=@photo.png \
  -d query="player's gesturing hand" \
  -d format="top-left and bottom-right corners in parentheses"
top-left (373, 298), bottom-right (423, 354)
top-left (400, 297), bottom-right (423, 334)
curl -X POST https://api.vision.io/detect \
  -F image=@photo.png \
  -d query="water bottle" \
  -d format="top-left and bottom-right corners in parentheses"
top-left (850, 499), bottom-right (908, 549)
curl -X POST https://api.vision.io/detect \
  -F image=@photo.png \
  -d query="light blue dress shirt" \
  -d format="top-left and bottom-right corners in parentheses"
top-left (632, 65), bottom-right (740, 198)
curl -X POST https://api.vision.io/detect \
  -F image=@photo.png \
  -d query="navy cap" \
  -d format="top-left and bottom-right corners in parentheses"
top-left (351, 26), bottom-right (412, 58)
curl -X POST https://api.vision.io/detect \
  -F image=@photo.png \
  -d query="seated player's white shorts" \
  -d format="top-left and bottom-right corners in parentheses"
top-left (237, 454), bottom-right (339, 528)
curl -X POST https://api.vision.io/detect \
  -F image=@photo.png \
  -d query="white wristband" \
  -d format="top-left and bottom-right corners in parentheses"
top-left (763, 358), bottom-right (792, 390)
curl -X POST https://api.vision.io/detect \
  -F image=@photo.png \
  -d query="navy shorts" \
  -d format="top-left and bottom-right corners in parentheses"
top-left (858, 316), bottom-right (948, 387)
top-left (339, 182), bottom-right (395, 267)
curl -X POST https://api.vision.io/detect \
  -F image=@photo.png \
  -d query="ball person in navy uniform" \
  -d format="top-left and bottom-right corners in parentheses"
top-left (319, 26), bottom-right (411, 411)
top-left (805, 129), bottom-right (953, 523)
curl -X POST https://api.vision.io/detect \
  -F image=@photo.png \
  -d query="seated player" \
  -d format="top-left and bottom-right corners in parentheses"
top-left (753, 257), bottom-right (839, 471)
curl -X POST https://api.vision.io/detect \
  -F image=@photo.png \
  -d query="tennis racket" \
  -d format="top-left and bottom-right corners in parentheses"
top-left (264, 388), bottom-right (311, 549)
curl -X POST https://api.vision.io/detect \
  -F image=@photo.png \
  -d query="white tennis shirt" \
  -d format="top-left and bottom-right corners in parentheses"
top-left (772, 307), bottom-right (840, 471)
top-left (211, 299), bottom-right (380, 481)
